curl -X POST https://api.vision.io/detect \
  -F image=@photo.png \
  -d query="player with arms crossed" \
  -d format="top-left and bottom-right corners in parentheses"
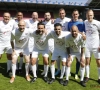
top-left (64, 25), bottom-right (86, 87)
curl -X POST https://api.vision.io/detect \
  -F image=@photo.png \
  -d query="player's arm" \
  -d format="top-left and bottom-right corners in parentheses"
top-left (11, 33), bottom-right (16, 56)
top-left (65, 37), bottom-right (71, 61)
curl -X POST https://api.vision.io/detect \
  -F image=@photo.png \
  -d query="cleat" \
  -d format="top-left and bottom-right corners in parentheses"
top-left (30, 77), bottom-right (37, 83)
top-left (84, 77), bottom-right (89, 83)
top-left (63, 80), bottom-right (68, 86)
top-left (97, 79), bottom-right (100, 84)
top-left (26, 75), bottom-right (31, 81)
top-left (80, 81), bottom-right (86, 87)
top-left (10, 77), bottom-right (15, 83)
top-left (7, 70), bottom-right (12, 77)
top-left (75, 74), bottom-right (79, 80)
top-left (59, 79), bottom-right (64, 85)
top-left (43, 77), bottom-right (49, 82)
top-left (41, 71), bottom-right (45, 75)
top-left (18, 69), bottom-right (22, 74)
top-left (55, 70), bottom-right (60, 76)
top-left (48, 78), bottom-right (55, 84)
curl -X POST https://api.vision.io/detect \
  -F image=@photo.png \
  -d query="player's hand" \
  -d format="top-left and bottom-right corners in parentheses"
top-left (12, 49), bottom-right (17, 57)
top-left (82, 33), bottom-right (86, 40)
top-left (98, 47), bottom-right (100, 52)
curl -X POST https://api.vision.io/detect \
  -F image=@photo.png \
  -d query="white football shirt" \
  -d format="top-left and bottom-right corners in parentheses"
top-left (11, 28), bottom-right (31, 48)
top-left (48, 31), bottom-right (70, 52)
top-left (84, 19), bottom-right (100, 48)
top-left (26, 19), bottom-right (39, 47)
top-left (0, 20), bottom-right (14, 47)
top-left (54, 17), bottom-right (71, 31)
top-left (65, 33), bottom-right (85, 53)
top-left (31, 31), bottom-right (49, 50)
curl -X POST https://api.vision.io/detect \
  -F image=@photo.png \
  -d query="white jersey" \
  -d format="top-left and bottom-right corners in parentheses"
top-left (26, 19), bottom-right (39, 47)
top-left (11, 28), bottom-right (31, 49)
top-left (65, 33), bottom-right (85, 53)
top-left (54, 17), bottom-right (71, 31)
top-left (0, 20), bottom-right (14, 47)
top-left (43, 20), bottom-right (54, 33)
top-left (84, 19), bottom-right (100, 48)
top-left (43, 20), bottom-right (54, 48)
top-left (48, 31), bottom-right (70, 52)
top-left (31, 32), bottom-right (49, 50)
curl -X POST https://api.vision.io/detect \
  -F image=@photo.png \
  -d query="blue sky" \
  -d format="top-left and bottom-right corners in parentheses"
top-left (50, 0), bottom-right (89, 4)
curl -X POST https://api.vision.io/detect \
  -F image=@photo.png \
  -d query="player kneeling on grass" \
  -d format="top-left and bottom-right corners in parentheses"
top-left (10, 20), bottom-right (31, 83)
top-left (48, 23), bottom-right (70, 84)
top-left (64, 25), bottom-right (86, 87)
top-left (30, 22), bottom-right (49, 83)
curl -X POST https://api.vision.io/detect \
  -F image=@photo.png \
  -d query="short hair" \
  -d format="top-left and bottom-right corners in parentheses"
top-left (16, 12), bottom-right (23, 16)
top-left (37, 22), bottom-right (45, 28)
top-left (54, 23), bottom-right (62, 27)
top-left (59, 8), bottom-right (66, 13)
top-left (3, 12), bottom-right (10, 17)
top-left (72, 9), bottom-right (79, 14)
top-left (86, 9), bottom-right (94, 14)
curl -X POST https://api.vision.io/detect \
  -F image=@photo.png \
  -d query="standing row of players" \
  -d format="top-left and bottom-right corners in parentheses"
top-left (0, 8), bottom-right (100, 87)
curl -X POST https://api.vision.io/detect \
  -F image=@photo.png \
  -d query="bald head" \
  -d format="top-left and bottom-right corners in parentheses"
top-left (3, 12), bottom-right (11, 23)
top-left (71, 25), bottom-right (79, 38)
top-left (86, 9), bottom-right (94, 22)
top-left (18, 20), bottom-right (26, 32)
top-left (32, 12), bottom-right (38, 21)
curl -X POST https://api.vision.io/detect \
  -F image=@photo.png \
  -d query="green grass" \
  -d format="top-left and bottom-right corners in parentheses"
top-left (0, 54), bottom-right (100, 90)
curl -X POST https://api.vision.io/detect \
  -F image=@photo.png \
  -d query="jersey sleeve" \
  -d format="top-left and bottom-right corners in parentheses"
top-left (11, 32), bottom-right (15, 41)
top-left (81, 36), bottom-right (85, 47)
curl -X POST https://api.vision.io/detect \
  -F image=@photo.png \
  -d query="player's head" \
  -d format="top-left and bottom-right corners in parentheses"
top-left (16, 12), bottom-right (23, 21)
top-left (32, 12), bottom-right (38, 21)
top-left (86, 9), bottom-right (94, 22)
top-left (44, 12), bottom-right (51, 21)
top-left (72, 9), bottom-right (79, 21)
top-left (54, 23), bottom-right (62, 36)
top-left (71, 25), bottom-right (79, 38)
top-left (3, 12), bottom-right (10, 24)
top-left (36, 22), bottom-right (45, 35)
top-left (18, 20), bottom-right (26, 32)
top-left (59, 8), bottom-right (66, 19)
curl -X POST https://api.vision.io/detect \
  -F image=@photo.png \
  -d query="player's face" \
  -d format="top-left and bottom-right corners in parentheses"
top-left (17, 12), bottom-right (23, 21)
top-left (72, 11), bottom-right (79, 20)
top-left (32, 12), bottom-right (38, 20)
top-left (18, 22), bottom-right (25, 32)
top-left (71, 28), bottom-right (78, 38)
top-left (54, 26), bottom-right (62, 36)
top-left (59, 10), bottom-right (66, 19)
top-left (86, 11), bottom-right (94, 22)
top-left (37, 25), bottom-right (45, 35)
top-left (3, 13), bottom-right (10, 24)
top-left (44, 13), bottom-right (51, 21)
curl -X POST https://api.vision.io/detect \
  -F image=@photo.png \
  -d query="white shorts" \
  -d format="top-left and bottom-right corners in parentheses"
top-left (85, 47), bottom-right (100, 59)
top-left (32, 48), bottom-right (49, 58)
top-left (70, 53), bottom-right (85, 62)
top-left (0, 46), bottom-right (12, 54)
top-left (48, 39), bottom-right (54, 53)
top-left (28, 45), bottom-right (34, 53)
top-left (51, 50), bottom-right (67, 62)
top-left (15, 47), bottom-right (30, 57)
